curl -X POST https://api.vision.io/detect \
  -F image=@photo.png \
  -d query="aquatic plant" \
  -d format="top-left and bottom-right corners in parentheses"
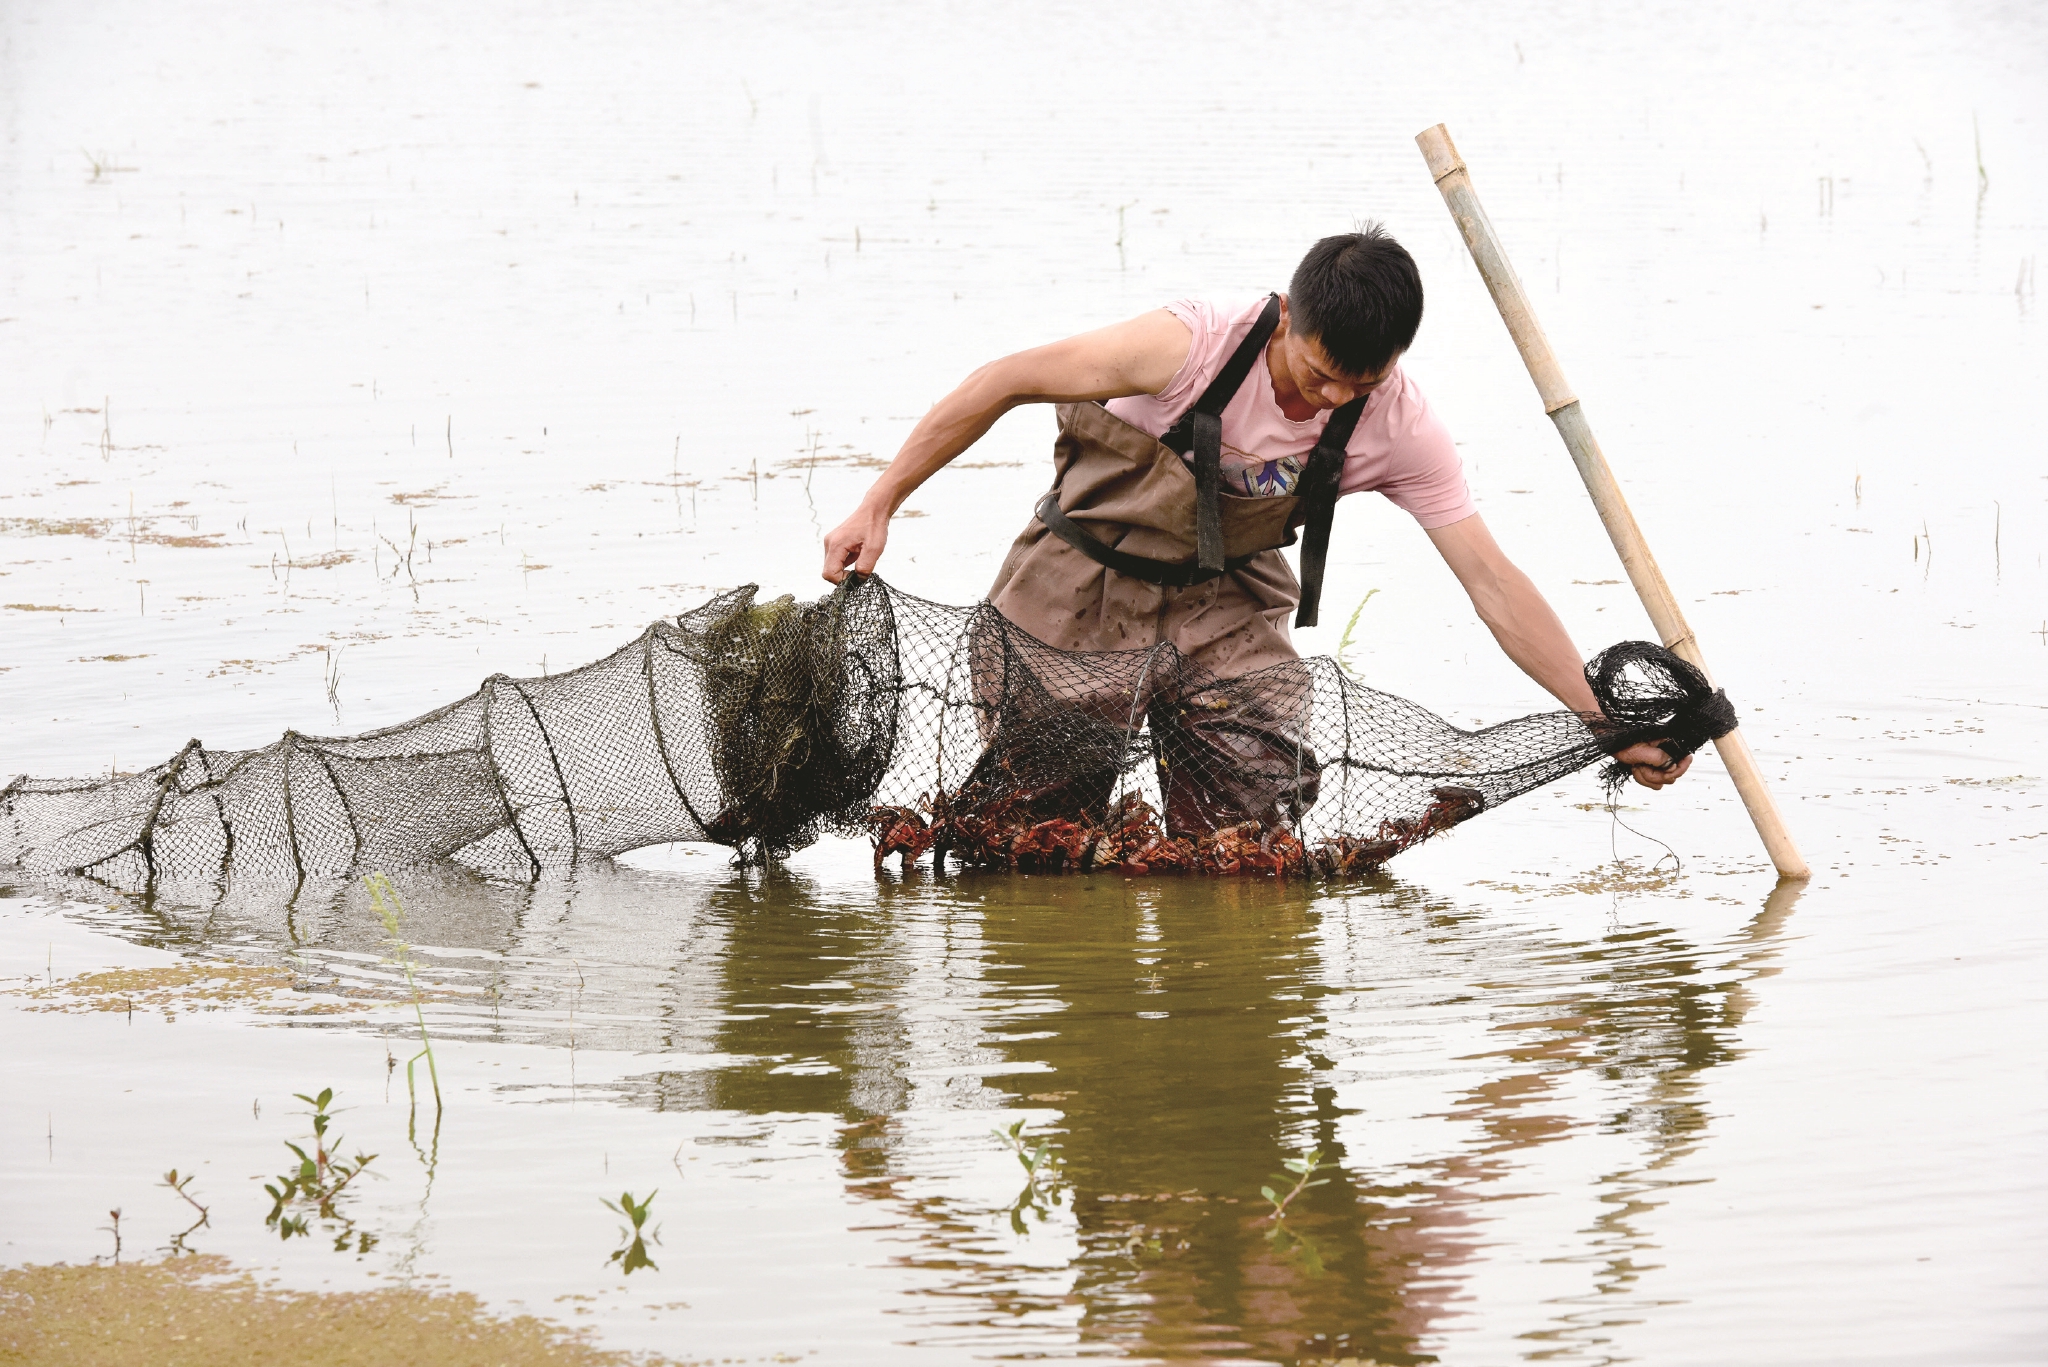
top-left (993, 1118), bottom-right (1067, 1234)
top-left (1258, 1145), bottom-right (1332, 1275)
top-left (160, 1168), bottom-right (210, 1254)
top-left (1259, 1145), bottom-right (1329, 1222)
top-left (323, 645), bottom-right (345, 722)
top-left (263, 1087), bottom-right (379, 1254)
top-left (994, 1118), bottom-right (1063, 1188)
top-left (1112, 1225), bottom-right (1164, 1261)
top-left (99, 1207), bottom-right (123, 1264)
top-left (81, 149), bottom-right (136, 181)
top-left (601, 1190), bottom-right (660, 1273)
top-left (1335, 589), bottom-right (1378, 677)
top-left (364, 873), bottom-right (443, 1121)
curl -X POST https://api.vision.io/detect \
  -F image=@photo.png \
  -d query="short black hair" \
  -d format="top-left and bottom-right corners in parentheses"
top-left (1287, 226), bottom-right (1423, 376)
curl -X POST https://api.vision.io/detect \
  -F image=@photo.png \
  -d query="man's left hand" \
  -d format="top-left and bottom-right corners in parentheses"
top-left (1615, 742), bottom-right (1691, 790)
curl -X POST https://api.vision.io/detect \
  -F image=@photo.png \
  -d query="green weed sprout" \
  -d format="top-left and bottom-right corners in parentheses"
top-left (364, 873), bottom-right (442, 1117)
top-left (602, 1190), bottom-right (661, 1273)
top-left (263, 1087), bottom-right (378, 1253)
top-left (160, 1168), bottom-right (210, 1254)
top-left (993, 1118), bottom-right (1067, 1234)
top-left (1335, 590), bottom-right (1378, 677)
top-left (1258, 1145), bottom-right (1331, 1276)
top-left (1259, 1146), bottom-right (1330, 1222)
top-left (1114, 1226), bottom-right (1165, 1261)
top-left (99, 1208), bottom-right (123, 1264)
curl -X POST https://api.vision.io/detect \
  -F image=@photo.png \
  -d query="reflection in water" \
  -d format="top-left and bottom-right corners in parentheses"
top-left (8, 858), bottom-right (1798, 1362)
top-left (933, 876), bottom-right (1450, 1363)
top-left (602, 1190), bottom-right (661, 1275)
top-left (992, 1117), bottom-right (1070, 1235)
top-left (159, 1169), bottom-right (211, 1258)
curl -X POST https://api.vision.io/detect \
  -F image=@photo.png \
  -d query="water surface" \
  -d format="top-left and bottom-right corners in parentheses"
top-left (2, 2), bottom-right (2044, 1362)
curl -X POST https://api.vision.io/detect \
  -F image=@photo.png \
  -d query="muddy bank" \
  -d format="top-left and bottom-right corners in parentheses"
top-left (0, 1255), bottom-right (697, 1367)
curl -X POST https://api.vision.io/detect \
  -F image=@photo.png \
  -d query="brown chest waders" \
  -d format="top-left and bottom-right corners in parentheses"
top-left (980, 294), bottom-right (1368, 836)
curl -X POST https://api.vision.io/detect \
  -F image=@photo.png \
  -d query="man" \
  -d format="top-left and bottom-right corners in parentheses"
top-left (822, 228), bottom-right (1686, 831)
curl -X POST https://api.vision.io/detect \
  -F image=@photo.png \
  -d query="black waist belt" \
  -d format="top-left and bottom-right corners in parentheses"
top-left (1035, 493), bottom-right (1270, 587)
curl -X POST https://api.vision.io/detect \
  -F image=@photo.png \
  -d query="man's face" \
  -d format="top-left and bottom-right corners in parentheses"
top-left (1274, 299), bottom-right (1401, 409)
top-left (1286, 329), bottom-right (1400, 410)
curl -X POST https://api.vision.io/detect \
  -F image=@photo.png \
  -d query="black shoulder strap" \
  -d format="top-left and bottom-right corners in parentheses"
top-left (1160, 294), bottom-right (1282, 572)
top-left (1158, 294), bottom-right (1284, 456)
top-left (1291, 394), bottom-right (1367, 629)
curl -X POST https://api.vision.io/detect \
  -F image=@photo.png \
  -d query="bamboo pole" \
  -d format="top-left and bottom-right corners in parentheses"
top-left (1414, 123), bottom-right (1809, 881)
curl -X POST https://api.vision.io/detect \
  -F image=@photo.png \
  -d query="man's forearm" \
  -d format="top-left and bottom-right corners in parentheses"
top-left (824, 313), bottom-right (1191, 583)
top-left (857, 365), bottom-right (1022, 515)
top-left (1468, 562), bottom-right (1602, 714)
top-left (856, 311), bottom-right (1194, 517)
top-left (1426, 514), bottom-right (1685, 786)
top-left (1425, 515), bottom-right (1600, 713)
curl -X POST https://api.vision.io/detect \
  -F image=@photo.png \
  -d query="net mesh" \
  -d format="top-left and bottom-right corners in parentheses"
top-left (0, 575), bottom-right (1733, 885)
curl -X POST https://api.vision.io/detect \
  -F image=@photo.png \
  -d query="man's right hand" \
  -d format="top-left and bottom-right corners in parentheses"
top-left (822, 502), bottom-right (890, 583)
top-left (1614, 741), bottom-right (1693, 790)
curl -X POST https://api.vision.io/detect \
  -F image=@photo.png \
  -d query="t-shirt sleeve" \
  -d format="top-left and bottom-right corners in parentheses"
top-left (1144, 299), bottom-right (1217, 405)
top-left (1342, 374), bottom-right (1475, 530)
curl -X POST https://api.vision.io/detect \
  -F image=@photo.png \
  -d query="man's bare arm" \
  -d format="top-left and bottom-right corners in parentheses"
top-left (1426, 513), bottom-right (1691, 790)
top-left (821, 309), bottom-right (1194, 582)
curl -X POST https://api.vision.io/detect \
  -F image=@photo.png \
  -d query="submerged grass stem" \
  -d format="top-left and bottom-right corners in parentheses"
top-left (364, 874), bottom-right (442, 1120)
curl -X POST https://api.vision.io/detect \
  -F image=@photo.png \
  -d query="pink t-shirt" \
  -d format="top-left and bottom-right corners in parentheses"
top-left (1104, 296), bottom-right (1475, 529)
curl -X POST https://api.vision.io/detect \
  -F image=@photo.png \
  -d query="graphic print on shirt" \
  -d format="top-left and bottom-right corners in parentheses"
top-left (1224, 446), bottom-right (1305, 497)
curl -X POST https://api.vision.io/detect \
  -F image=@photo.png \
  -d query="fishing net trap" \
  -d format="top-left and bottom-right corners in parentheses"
top-left (0, 575), bottom-right (1735, 886)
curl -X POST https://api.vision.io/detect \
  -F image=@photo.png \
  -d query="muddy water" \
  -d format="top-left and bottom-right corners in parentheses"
top-left (3, 1), bottom-right (2045, 1363)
